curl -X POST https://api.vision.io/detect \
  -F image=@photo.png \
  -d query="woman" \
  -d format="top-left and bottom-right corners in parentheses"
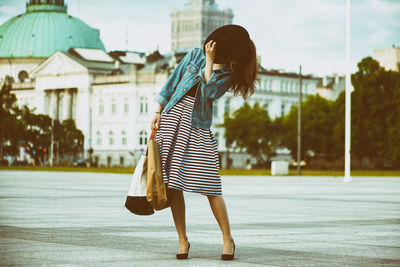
top-left (150, 24), bottom-right (260, 260)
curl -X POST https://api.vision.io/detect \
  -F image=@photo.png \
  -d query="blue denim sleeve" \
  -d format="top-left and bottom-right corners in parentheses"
top-left (199, 68), bottom-right (233, 100)
top-left (154, 48), bottom-right (197, 107)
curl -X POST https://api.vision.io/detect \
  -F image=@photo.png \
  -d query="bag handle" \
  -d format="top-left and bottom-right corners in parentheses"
top-left (149, 128), bottom-right (157, 141)
top-left (145, 128), bottom-right (158, 156)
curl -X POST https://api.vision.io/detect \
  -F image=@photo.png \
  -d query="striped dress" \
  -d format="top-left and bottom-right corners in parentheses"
top-left (154, 82), bottom-right (222, 196)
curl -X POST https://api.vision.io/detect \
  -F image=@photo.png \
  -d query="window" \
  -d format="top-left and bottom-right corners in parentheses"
top-left (111, 98), bottom-right (116, 114)
top-left (121, 130), bottom-right (127, 145)
top-left (109, 131), bottom-right (114, 145)
top-left (281, 102), bottom-right (285, 117)
top-left (269, 80), bottom-right (273, 91)
top-left (124, 98), bottom-right (129, 113)
top-left (99, 99), bottom-right (104, 114)
top-left (140, 96), bottom-right (148, 114)
top-left (139, 130), bottom-right (147, 145)
top-left (96, 131), bottom-right (102, 145)
top-left (18, 70), bottom-right (29, 82)
top-left (215, 132), bottom-right (219, 146)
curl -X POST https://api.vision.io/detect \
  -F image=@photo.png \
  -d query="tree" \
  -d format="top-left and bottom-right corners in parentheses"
top-left (351, 57), bottom-right (400, 168)
top-left (330, 90), bottom-right (345, 160)
top-left (0, 83), bottom-right (25, 158)
top-left (218, 102), bottom-right (278, 167)
top-left (281, 94), bottom-right (335, 161)
top-left (20, 112), bottom-right (84, 165)
top-left (54, 119), bottom-right (84, 162)
top-left (19, 105), bottom-right (52, 164)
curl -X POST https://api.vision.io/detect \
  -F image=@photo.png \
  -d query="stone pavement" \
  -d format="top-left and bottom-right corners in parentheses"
top-left (0, 170), bottom-right (399, 266)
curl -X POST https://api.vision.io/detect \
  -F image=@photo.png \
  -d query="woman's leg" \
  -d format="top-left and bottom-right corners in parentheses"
top-left (168, 188), bottom-right (189, 253)
top-left (207, 195), bottom-right (235, 254)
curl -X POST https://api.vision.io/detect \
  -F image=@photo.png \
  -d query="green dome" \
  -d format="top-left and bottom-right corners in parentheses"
top-left (0, 0), bottom-right (105, 58)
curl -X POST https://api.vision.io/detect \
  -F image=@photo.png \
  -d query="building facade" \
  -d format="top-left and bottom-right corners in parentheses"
top-left (374, 46), bottom-right (400, 72)
top-left (316, 74), bottom-right (345, 101)
top-left (1, 0), bottom-right (321, 169)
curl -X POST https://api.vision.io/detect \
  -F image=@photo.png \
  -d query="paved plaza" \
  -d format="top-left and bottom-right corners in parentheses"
top-left (0, 171), bottom-right (399, 266)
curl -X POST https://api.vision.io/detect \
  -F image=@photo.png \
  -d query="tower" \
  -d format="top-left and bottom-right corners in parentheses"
top-left (170, 0), bottom-right (233, 51)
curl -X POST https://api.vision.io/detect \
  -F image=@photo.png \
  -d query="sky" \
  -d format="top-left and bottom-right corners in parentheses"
top-left (0, 0), bottom-right (399, 76)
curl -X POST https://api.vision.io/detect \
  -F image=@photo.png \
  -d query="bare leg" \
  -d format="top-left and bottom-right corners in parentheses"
top-left (168, 188), bottom-right (189, 253)
top-left (207, 195), bottom-right (235, 254)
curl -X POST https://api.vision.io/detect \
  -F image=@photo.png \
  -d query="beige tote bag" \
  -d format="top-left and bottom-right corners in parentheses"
top-left (146, 128), bottom-right (170, 210)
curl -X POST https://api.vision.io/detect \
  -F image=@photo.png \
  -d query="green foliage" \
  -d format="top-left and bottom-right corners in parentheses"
top-left (19, 105), bottom-right (52, 159)
top-left (351, 57), bottom-right (400, 168)
top-left (54, 119), bottom-right (84, 157)
top-left (330, 90), bottom-right (345, 159)
top-left (281, 94), bottom-right (335, 161)
top-left (0, 83), bottom-right (25, 156)
top-left (218, 102), bottom-right (278, 166)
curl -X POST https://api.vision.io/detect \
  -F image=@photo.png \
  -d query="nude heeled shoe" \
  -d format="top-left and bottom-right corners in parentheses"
top-left (221, 240), bottom-right (235, 260)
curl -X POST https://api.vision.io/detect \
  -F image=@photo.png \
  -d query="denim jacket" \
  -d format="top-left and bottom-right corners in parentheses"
top-left (154, 47), bottom-right (233, 129)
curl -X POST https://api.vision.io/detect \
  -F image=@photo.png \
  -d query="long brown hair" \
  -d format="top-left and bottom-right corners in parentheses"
top-left (229, 39), bottom-right (260, 100)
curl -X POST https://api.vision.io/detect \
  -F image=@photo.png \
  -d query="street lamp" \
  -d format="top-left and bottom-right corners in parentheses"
top-left (297, 65), bottom-right (302, 176)
top-left (344, 0), bottom-right (352, 182)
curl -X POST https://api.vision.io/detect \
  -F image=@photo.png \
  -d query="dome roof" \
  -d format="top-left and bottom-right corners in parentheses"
top-left (0, 0), bottom-right (106, 58)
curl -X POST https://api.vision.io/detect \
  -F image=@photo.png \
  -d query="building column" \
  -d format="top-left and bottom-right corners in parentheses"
top-left (57, 91), bottom-right (62, 121)
top-left (49, 90), bottom-right (57, 119)
top-left (75, 87), bottom-right (92, 158)
top-left (62, 89), bottom-right (72, 120)
top-left (71, 89), bottom-right (76, 121)
top-left (35, 90), bottom-right (47, 115)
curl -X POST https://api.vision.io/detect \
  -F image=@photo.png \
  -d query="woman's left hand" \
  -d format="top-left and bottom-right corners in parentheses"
top-left (205, 40), bottom-right (216, 63)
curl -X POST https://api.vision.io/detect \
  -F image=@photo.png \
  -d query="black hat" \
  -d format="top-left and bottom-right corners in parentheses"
top-left (203, 24), bottom-right (250, 64)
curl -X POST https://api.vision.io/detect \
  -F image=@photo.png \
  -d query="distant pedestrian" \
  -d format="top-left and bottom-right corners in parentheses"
top-left (150, 24), bottom-right (260, 260)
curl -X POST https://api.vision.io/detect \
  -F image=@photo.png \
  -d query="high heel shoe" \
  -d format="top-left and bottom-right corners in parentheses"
top-left (221, 240), bottom-right (235, 260)
top-left (176, 241), bottom-right (190, 260)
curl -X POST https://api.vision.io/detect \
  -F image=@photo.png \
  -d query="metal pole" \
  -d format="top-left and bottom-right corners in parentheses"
top-left (344, 0), bottom-right (352, 182)
top-left (56, 141), bottom-right (59, 166)
top-left (88, 87), bottom-right (93, 167)
top-left (297, 65), bottom-right (302, 175)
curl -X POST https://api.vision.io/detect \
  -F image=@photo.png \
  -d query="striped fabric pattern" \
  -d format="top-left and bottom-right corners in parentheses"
top-left (155, 93), bottom-right (222, 196)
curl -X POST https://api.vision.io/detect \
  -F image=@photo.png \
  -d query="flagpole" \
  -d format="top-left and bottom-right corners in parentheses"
top-left (344, 0), bottom-right (352, 182)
